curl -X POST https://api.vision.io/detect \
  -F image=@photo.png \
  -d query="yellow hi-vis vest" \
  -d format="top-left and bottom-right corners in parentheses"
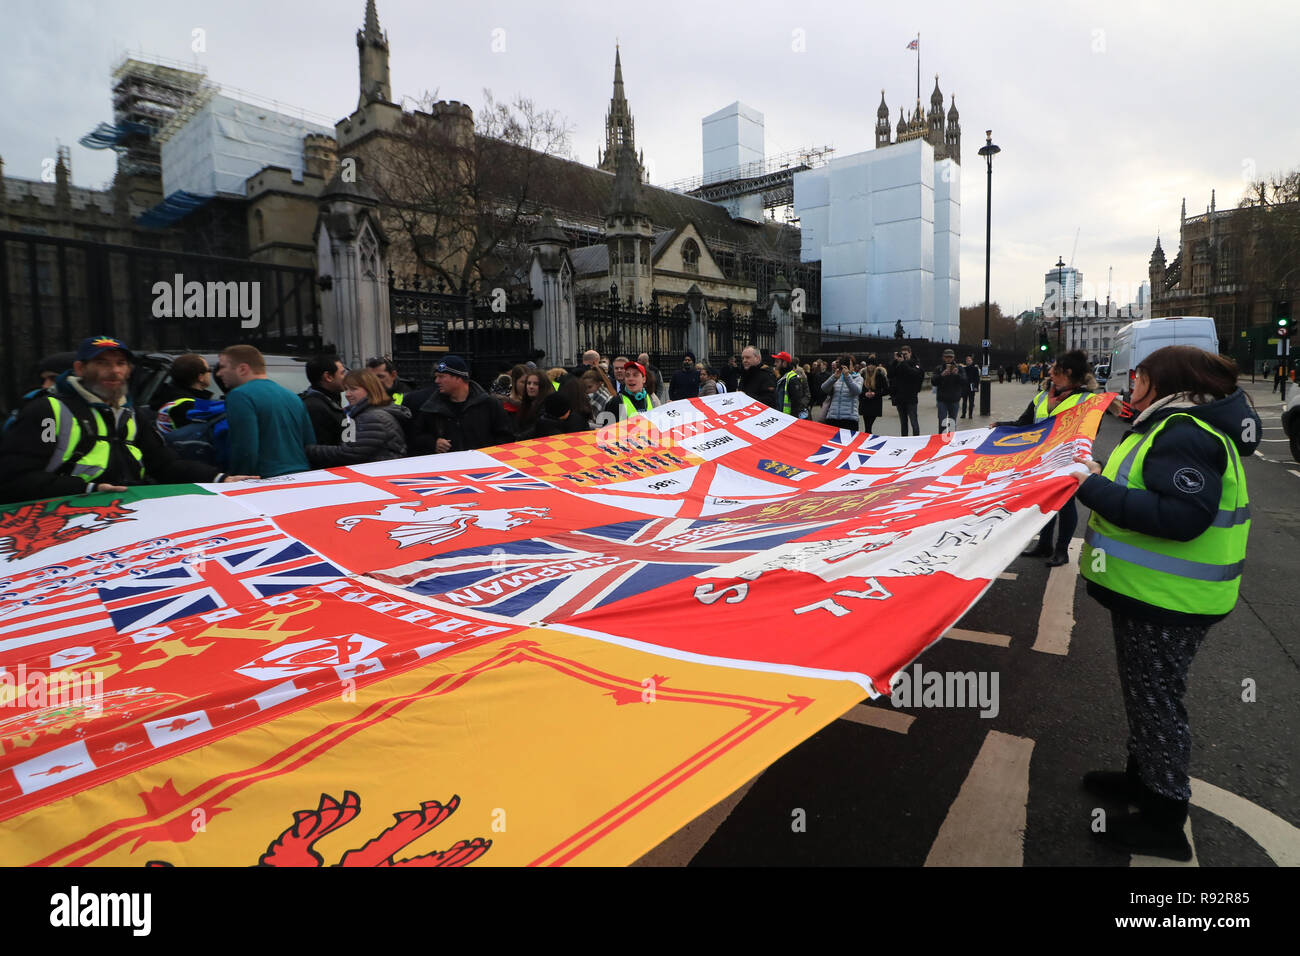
top-left (1080, 413), bottom-right (1249, 616)
top-left (778, 370), bottom-right (799, 414)
top-left (1031, 389), bottom-right (1086, 422)
top-left (619, 392), bottom-right (659, 421)
top-left (44, 395), bottom-right (145, 485)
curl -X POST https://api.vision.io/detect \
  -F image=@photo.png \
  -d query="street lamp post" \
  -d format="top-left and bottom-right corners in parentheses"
top-left (1056, 256), bottom-right (1066, 356)
top-left (977, 130), bottom-right (1000, 416)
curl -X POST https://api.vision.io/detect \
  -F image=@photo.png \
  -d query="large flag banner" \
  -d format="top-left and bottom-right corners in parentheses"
top-left (0, 392), bottom-right (1110, 865)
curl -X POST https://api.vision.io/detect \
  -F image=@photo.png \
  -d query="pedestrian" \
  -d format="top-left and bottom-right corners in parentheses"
top-left (300, 353), bottom-right (348, 445)
top-left (514, 370), bottom-right (548, 432)
top-left (888, 346), bottom-right (924, 435)
top-left (1030, 362), bottom-right (1042, 385)
top-left (721, 355), bottom-right (741, 393)
top-left (580, 367), bottom-right (615, 418)
top-left (1019, 361), bottom-right (1029, 384)
top-left (1073, 345), bottom-right (1259, 860)
top-left (638, 352), bottom-right (664, 402)
top-left (152, 353), bottom-right (215, 411)
top-left (821, 353), bottom-right (863, 431)
top-left (217, 344), bottom-right (315, 478)
top-left (0, 336), bottom-right (255, 504)
top-left (932, 348), bottom-right (965, 432)
top-left (612, 355), bottom-right (629, 394)
top-left (997, 365), bottom-right (1005, 385)
top-left (738, 346), bottom-right (778, 407)
top-left (534, 380), bottom-right (594, 437)
top-left (1274, 361), bottom-right (1285, 393)
top-left (960, 354), bottom-right (980, 418)
top-left (669, 352), bottom-right (701, 402)
top-left (569, 349), bottom-right (601, 380)
top-left (500, 364), bottom-right (529, 418)
top-left (858, 355), bottom-right (888, 433)
top-left (1008, 350), bottom-right (1093, 566)
top-left (306, 369), bottom-right (409, 467)
top-left (410, 355), bottom-right (516, 454)
top-left (699, 366), bottom-right (725, 396)
top-left (603, 360), bottom-right (659, 420)
top-left (772, 351), bottom-right (810, 418)
top-left (365, 357), bottom-right (414, 405)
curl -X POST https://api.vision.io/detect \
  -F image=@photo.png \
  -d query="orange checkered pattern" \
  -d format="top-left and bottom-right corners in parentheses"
top-left (491, 426), bottom-right (703, 487)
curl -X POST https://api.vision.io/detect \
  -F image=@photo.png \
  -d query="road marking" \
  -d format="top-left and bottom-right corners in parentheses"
top-left (1130, 818), bottom-right (1198, 867)
top-left (925, 730), bottom-right (1034, 866)
top-left (1289, 470), bottom-right (1300, 479)
top-left (1190, 777), bottom-right (1300, 867)
top-left (838, 703), bottom-right (914, 734)
top-left (997, 571), bottom-right (1018, 581)
top-left (1033, 537), bottom-right (1083, 655)
top-left (945, 627), bottom-right (1012, 648)
top-left (631, 774), bottom-right (761, 866)
top-left (1259, 438), bottom-right (1290, 442)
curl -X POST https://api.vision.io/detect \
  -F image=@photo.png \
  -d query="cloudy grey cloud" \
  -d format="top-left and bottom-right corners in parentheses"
top-left (4, 0), bottom-right (1297, 314)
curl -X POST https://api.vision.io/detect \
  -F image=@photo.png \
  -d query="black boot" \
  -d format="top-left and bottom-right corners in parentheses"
top-left (1082, 755), bottom-right (1142, 802)
top-left (1046, 544), bottom-right (1070, 567)
top-left (1021, 535), bottom-right (1053, 558)
top-left (1094, 782), bottom-right (1192, 861)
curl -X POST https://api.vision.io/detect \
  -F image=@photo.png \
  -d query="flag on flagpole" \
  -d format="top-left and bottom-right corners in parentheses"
top-left (906, 38), bottom-right (919, 50)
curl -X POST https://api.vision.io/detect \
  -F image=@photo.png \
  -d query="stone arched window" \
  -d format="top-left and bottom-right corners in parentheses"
top-left (254, 208), bottom-right (265, 244)
top-left (1217, 238), bottom-right (1238, 285)
top-left (681, 238), bottom-right (700, 274)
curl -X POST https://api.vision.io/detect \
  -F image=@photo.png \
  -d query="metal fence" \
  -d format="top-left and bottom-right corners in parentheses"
top-left (0, 229), bottom-right (321, 412)
top-left (574, 294), bottom-right (692, 368)
top-left (388, 275), bottom-right (536, 386)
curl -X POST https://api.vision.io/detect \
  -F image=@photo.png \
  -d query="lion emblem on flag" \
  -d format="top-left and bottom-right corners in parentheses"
top-left (0, 499), bottom-right (134, 562)
top-left (336, 501), bottom-right (550, 549)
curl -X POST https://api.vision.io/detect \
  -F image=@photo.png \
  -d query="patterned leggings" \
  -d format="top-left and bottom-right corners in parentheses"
top-left (1110, 611), bottom-right (1210, 801)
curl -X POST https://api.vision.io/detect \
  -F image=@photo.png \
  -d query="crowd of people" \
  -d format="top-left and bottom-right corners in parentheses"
top-left (0, 334), bottom-right (1262, 865)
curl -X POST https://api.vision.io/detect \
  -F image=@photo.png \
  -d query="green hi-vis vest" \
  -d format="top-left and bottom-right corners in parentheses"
top-left (620, 392), bottom-right (658, 420)
top-left (778, 370), bottom-right (799, 414)
top-left (44, 395), bottom-right (145, 485)
top-left (1080, 413), bottom-right (1249, 616)
top-left (1031, 389), bottom-right (1086, 422)
top-left (391, 392), bottom-right (404, 405)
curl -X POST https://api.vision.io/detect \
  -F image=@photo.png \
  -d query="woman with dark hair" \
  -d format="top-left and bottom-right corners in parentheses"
top-left (306, 369), bottom-right (410, 467)
top-left (858, 354), bottom-right (888, 433)
top-left (500, 364), bottom-right (528, 418)
top-left (1006, 349), bottom-right (1093, 566)
top-left (580, 366), bottom-right (614, 416)
top-left (515, 370), bottom-right (547, 430)
top-left (1073, 345), bottom-right (1259, 860)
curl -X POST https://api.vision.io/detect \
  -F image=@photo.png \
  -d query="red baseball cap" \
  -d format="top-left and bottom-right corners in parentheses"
top-left (773, 351), bottom-right (793, 363)
top-left (623, 361), bottom-right (647, 377)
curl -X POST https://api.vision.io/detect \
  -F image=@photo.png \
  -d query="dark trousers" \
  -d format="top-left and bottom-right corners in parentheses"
top-left (960, 389), bottom-right (974, 417)
top-left (936, 400), bottom-right (961, 431)
top-left (896, 402), bottom-right (920, 436)
top-left (1111, 610), bottom-right (1210, 801)
top-left (827, 416), bottom-right (859, 432)
top-left (862, 416), bottom-right (878, 433)
top-left (1037, 496), bottom-right (1078, 552)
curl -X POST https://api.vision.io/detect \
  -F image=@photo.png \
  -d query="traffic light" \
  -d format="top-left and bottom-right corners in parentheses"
top-left (1038, 330), bottom-right (1049, 352)
top-left (1277, 300), bottom-right (1291, 339)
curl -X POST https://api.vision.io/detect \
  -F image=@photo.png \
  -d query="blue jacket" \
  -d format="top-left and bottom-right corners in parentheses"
top-left (224, 378), bottom-right (315, 477)
top-left (821, 370), bottom-right (863, 420)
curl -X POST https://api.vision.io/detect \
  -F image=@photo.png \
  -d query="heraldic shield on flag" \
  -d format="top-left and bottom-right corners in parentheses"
top-left (0, 392), bottom-right (1110, 866)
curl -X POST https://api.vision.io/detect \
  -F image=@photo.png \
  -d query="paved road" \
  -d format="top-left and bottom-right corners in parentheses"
top-left (638, 379), bottom-right (1298, 867)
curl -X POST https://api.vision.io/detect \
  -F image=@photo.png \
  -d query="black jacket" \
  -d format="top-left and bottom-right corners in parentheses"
top-left (962, 362), bottom-right (981, 391)
top-left (300, 388), bottom-right (346, 445)
top-left (306, 401), bottom-right (410, 468)
top-left (858, 367), bottom-right (889, 418)
top-left (887, 359), bottom-right (924, 404)
top-left (669, 365), bottom-right (701, 402)
top-left (720, 363), bottom-right (741, 393)
top-left (411, 381), bottom-right (516, 454)
top-left (533, 410), bottom-right (591, 437)
top-left (738, 364), bottom-right (779, 407)
top-left (932, 362), bottom-right (966, 403)
top-left (0, 374), bottom-right (221, 505)
top-left (1076, 389), bottom-right (1261, 626)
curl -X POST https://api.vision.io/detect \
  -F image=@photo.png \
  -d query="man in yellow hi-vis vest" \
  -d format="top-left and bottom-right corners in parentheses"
top-left (1071, 345), bottom-right (1259, 861)
top-left (0, 336), bottom-right (255, 505)
top-left (1003, 351), bottom-right (1093, 566)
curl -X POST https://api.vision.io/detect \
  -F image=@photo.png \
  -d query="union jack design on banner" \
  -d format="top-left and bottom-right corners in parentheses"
top-left (97, 539), bottom-right (343, 634)
top-left (375, 517), bottom-right (825, 622)
top-left (387, 470), bottom-right (553, 497)
top-left (808, 432), bottom-right (889, 470)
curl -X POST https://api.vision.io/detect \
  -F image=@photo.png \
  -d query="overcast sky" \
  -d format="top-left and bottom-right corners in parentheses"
top-left (5, 0), bottom-right (1298, 314)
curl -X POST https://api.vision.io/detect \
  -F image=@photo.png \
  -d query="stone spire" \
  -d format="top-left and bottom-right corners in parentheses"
top-left (1150, 233), bottom-right (1166, 267)
top-left (876, 90), bottom-right (891, 148)
top-left (356, 0), bottom-right (391, 108)
top-left (598, 45), bottom-right (641, 178)
top-left (608, 143), bottom-right (646, 218)
top-left (606, 142), bottom-right (653, 306)
top-left (927, 75), bottom-right (945, 148)
top-left (945, 95), bottom-right (960, 163)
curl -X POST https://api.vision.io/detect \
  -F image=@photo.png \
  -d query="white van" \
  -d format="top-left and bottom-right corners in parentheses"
top-left (1108, 316), bottom-right (1219, 401)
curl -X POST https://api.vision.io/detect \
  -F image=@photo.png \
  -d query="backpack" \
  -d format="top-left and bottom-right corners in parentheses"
top-left (157, 398), bottom-right (230, 468)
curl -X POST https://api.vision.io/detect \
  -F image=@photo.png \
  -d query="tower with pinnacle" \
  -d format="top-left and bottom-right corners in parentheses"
top-left (357, 0), bottom-right (391, 107)
top-left (605, 143), bottom-right (653, 306)
top-left (597, 46), bottom-right (644, 180)
top-left (876, 76), bottom-right (959, 163)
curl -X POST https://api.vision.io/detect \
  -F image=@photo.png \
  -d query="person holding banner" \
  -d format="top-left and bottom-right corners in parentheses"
top-left (1008, 350), bottom-right (1092, 566)
top-left (1072, 345), bottom-right (1260, 861)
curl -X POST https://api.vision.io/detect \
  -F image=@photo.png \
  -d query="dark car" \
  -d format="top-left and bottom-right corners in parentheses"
top-left (1283, 389), bottom-right (1300, 463)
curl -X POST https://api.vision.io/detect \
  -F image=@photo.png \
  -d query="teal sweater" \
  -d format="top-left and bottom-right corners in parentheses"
top-left (224, 378), bottom-right (315, 477)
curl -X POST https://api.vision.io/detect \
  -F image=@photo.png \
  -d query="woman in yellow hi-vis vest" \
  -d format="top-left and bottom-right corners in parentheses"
top-left (1072, 346), bottom-right (1260, 861)
top-left (1003, 350), bottom-right (1092, 566)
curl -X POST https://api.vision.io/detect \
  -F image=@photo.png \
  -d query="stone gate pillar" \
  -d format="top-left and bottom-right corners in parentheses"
top-left (314, 172), bottom-right (390, 368)
top-left (528, 211), bottom-right (575, 367)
